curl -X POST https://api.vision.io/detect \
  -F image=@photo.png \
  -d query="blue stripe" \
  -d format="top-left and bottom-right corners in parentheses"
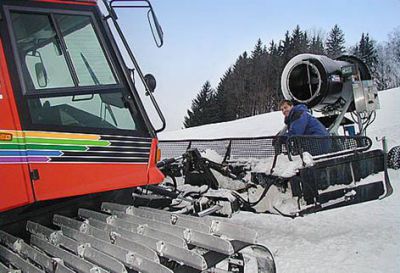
top-left (0, 150), bottom-right (62, 157)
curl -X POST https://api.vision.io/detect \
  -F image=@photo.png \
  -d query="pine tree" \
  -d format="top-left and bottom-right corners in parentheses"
top-left (388, 28), bottom-right (400, 63)
top-left (251, 38), bottom-right (265, 59)
top-left (279, 31), bottom-right (292, 63)
top-left (248, 39), bottom-right (269, 116)
top-left (375, 44), bottom-right (393, 90)
top-left (183, 81), bottom-right (217, 128)
top-left (364, 35), bottom-right (377, 67)
top-left (291, 25), bottom-right (309, 56)
top-left (309, 34), bottom-right (325, 55)
top-left (215, 68), bottom-right (235, 121)
top-left (353, 33), bottom-right (378, 73)
top-left (375, 28), bottom-right (400, 90)
top-left (268, 39), bottom-right (283, 109)
top-left (268, 40), bottom-right (279, 56)
top-left (326, 24), bottom-right (346, 58)
top-left (387, 28), bottom-right (400, 86)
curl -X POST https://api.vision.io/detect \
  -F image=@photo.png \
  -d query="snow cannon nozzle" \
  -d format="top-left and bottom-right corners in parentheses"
top-left (281, 54), bottom-right (378, 114)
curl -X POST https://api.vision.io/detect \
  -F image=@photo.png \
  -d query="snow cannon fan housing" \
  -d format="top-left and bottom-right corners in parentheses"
top-left (281, 54), bottom-right (379, 114)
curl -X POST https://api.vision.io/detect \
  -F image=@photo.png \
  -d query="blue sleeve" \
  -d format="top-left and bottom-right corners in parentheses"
top-left (287, 111), bottom-right (308, 136)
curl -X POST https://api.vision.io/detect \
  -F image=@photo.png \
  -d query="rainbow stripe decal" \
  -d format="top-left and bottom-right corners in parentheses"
top-left (0, 130), bottom-right (152, 164)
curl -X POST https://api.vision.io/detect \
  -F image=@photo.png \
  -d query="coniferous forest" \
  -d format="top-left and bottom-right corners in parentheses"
top-left (183, 25), bottom-right (400, 128)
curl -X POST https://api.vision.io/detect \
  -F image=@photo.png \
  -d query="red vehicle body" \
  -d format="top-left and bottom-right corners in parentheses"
top-left (0, 0), bottom-right (164, 215)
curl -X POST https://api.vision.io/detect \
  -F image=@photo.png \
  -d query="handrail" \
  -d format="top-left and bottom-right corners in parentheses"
top-left (286, 135), bottom-right (372, 161)
top-left (102, 0), bottom-right (166, 133)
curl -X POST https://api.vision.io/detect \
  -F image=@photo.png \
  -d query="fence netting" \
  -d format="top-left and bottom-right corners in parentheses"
top-left (158, 135), bottom-right (372, 161)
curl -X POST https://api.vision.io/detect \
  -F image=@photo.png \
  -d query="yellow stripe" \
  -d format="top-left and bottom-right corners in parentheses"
top-left (2, 130), bottom-right (100, 140)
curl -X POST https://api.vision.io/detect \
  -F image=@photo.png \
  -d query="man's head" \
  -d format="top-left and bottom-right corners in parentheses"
top-left (279, 100), bottom-right (293, 118)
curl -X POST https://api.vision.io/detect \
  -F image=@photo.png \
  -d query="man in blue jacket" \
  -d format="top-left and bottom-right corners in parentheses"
top-left (280, 100), bottom-right (329, 137)
top-left (278, 100), bottom-right (330, 155)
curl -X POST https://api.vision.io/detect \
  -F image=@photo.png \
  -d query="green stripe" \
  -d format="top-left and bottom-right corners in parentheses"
top-left (0, 144), bottom-right (87, 151)
top-left (12, 137), bottom-right (109, 146)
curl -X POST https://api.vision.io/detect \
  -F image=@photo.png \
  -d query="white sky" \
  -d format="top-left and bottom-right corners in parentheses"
top-left (113, 0), bottom-right (400, 131)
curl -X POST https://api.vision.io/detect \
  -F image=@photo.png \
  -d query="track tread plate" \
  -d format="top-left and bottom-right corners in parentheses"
top-left (0, 204), bottom-right (275, 273)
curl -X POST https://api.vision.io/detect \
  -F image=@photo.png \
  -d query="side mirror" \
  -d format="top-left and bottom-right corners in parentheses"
top-left (35, 62), bottom-right (48, 88)
top-left (147, 9), bottom-right (164, 47)
top-left (144, 74), bottom-right (156, 94)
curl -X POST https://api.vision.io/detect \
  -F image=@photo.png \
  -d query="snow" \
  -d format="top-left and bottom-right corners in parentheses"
top-left (159, 87), bottom-right (400, 272)
top-left (159, 111), bottom-right (284, 140)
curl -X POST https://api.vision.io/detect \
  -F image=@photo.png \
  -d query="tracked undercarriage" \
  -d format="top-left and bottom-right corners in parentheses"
top-left (0, 190), bottom-right (275, 273)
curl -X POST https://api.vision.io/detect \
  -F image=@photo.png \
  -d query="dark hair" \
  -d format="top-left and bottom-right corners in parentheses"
top-left (279, 99), bottom-right (293, 107)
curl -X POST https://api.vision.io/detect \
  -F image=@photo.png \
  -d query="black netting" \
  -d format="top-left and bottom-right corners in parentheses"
top-left (158, 141), bottom-right (191, 159)
top-left (230, 137), bottom-right (280, 159)
top-left (159, 137), bottom-right (279, 160)
top-left (159, 136), bottom-right (372, 161)
top-left (388, 145), bottom-right (400, 170)
top-left (190, 140), bottom-right (231, 158)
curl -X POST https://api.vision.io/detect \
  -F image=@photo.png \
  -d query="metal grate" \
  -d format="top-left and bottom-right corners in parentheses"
top-left (287, 135), bottom-right (372, 158)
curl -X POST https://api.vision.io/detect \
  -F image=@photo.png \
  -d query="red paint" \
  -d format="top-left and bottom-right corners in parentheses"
top-left (0, 39), bottom-right (23, 130)
top-left (36, 0), bottom-right (96, 6)
top-left (0, 38), bottom-right (34, 212)
top-left (0, 165), bottom-right (35, 212)
top-left (31, 163), bottom-right (153, 201)
top-left (29, 138), bottom-right (164, 202)
top-left (147, 138), bottom-right (165, 184)
top-left (1, 138), bottom-right (165, 212)
top-left (0, 0), bottom-right (165, 213)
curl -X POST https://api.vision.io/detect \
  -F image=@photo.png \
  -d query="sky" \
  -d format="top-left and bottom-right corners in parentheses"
top-left (110, 0), bottom-right (400, 131)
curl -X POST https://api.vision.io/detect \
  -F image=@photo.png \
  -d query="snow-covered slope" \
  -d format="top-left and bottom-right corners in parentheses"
top-left (159, 87), bottom-right (400, 148)
top-left (159, 108), bottom-right (283, 140)
top-left (159, 87), bottom-right (400, 273)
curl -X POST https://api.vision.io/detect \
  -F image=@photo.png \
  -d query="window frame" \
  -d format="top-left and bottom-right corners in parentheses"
top-left (4, 5), bottom-right (122, 96)
top-left (1, 3), bottom-right (151, 137)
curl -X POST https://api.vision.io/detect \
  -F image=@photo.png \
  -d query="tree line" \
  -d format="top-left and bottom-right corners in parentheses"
top-left (183, 25), bottom-right (400, 128)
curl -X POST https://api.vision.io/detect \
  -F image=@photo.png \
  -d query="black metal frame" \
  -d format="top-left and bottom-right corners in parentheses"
top-left (100, 0), bottom-right (166, 133)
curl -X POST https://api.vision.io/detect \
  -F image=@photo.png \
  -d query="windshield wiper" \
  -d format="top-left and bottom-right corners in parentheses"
top-left (81, 53), bottom-right (118, 126)
top-left (80, 53), bottom-right (100, 85)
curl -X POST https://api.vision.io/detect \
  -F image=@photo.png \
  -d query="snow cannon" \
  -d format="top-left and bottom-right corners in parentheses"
top-left (281, 54), bottom-right (380, 135)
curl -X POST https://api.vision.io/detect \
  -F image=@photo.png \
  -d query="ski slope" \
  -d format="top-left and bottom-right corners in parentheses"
top-left (159, 87), bottom-right (400, 273)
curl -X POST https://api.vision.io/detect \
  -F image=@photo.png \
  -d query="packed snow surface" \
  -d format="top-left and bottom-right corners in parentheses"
top-left (159, 87), bottom-right (400, 273)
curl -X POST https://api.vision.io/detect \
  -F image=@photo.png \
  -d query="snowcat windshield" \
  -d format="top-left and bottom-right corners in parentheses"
top-left (6, 7), bottom-right (147, 134)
